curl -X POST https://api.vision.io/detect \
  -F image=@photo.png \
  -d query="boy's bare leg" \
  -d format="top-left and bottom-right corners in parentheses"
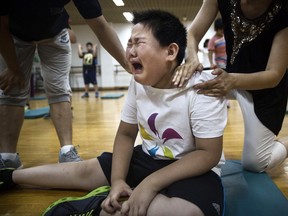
top-left (12, 158), bottom-right (108, 191)
top-left (84, 84), bottom-right (89, 93)
top-left (94, 84), bottom-right (98, 93)
top-left (100, 194), bottom-right (204, 216)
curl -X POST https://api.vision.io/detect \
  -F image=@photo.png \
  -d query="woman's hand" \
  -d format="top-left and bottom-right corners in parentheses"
top-left (172, 60), bottom-right (203, 87)
top-left (193, 68), bottom-right (233, 97)
top-left (101, 181), bottom-right (132, 214)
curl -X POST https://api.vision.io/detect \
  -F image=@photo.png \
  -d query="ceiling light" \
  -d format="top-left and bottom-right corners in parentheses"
top-left (123, 12), bottom-right (133, 22)
top-left (113, 0), bottom-right (125, 6)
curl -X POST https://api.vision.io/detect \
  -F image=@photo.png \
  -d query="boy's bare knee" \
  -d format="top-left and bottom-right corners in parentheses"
top-left (148, 195), bottom-right (204, 216)
top-left (77, 158), bottom-right (108, 190)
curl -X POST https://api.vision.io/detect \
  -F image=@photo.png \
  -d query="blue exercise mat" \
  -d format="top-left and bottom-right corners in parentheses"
top-left (222, 160), bottom-right (288, 216)
top-left (100, 93), bottom-right (124, 99)
top-left (29, 95), bottom-right (47, 100)
top-left (24, 106), bottom-right (50, 119)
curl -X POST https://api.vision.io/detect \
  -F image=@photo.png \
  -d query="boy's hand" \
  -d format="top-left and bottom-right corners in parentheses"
top-left (173, 61), bottom-right (203, 87)
top-left (101, 180), bottom-right (132, 214)
top-left (120, 183), bottom-right (157, 216)
top-left (0, 68), bottom-right (25, 94)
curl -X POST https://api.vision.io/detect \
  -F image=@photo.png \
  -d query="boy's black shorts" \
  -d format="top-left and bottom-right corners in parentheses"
top-left (83, 69), bottom-right (97, 85)
top-left (98, 145), bottom-right (224, 216)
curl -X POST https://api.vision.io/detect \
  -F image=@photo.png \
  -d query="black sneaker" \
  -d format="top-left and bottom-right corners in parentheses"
top-left (81, 93), bottom-right (89, 98)
top-left (42, 186), bottom-right (110, 216)
top-left (0, 168), bottom-right (16, 191)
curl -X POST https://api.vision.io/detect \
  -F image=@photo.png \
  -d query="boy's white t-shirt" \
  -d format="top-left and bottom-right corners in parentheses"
top-left (121, 70), bottom-right (227, 175)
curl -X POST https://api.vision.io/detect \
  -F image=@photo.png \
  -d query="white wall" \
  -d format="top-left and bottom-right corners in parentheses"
top-left (70, 23), bottom-right (133, 89)
top-left (69, 22), bottom-right (214, 90)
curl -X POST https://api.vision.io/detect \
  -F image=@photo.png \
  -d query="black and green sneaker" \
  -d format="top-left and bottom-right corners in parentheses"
top-left (42, 185), bottom-right (110, 216)
top-left (0, 168), bottom-right (16, 191)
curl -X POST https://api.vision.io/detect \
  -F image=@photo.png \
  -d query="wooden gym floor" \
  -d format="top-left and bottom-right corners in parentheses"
top-left (0, 91), bottom-right (287, 215)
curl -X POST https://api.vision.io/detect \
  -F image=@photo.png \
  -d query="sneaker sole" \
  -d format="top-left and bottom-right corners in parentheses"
top-left (0, 168), bottom-right (16, 190)
top-left (42, 185), bottom-right (111, 216)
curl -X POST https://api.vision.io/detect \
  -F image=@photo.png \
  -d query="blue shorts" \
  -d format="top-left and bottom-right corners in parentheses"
top-left (97, 145), bottom-right (224, 216)
top-left (83, 69), bottom-right (97, 85)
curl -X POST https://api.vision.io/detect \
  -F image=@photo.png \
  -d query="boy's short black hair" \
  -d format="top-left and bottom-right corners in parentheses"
top-left (132, 10), bottom-right (187, 66)
top-left (86, 42), bottom-right (93, 47)
top-left (214, 18), bottom-right (223, 31)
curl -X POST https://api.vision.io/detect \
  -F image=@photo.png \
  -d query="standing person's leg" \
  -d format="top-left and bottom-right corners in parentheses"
top-left (0, 39), bottom-right (36, 169)
top-left (81, 69), bottom-right (90, 98)
top-left (94, 84), bottom-right (99, 98)
top-left (38, 29), bottom-right (81, 163)
top-left (91, 69), bottom-right (99, 98)
top-left (234, 90), bottom-right (287, 172)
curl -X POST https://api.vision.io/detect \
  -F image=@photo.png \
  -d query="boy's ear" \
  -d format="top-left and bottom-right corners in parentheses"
top-left (166, 43), bottom-right (179, 61)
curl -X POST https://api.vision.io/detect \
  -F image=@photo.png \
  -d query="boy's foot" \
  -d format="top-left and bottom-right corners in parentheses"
top-left (58, 146), bottom-right (82, 163)
top-left (81, 92), bottom-right (89, 98)
top-left (42, 186), bottom-right (110, 216)
top-left (0, 168), bottom-right (16, 191)
top-left (95, 92), bottom-right (99, 98)
top-left (0, 154), bottom-right (23, 169)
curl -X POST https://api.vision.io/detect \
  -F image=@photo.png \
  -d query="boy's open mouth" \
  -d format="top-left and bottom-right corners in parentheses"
top-left (132, 63), bottom-right (143, 71)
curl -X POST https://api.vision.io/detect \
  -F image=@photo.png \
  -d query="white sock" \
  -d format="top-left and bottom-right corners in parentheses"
top-left (60, 145), bottom-right (74, 154)
top-left (0, 153), bottom-right (17, 160)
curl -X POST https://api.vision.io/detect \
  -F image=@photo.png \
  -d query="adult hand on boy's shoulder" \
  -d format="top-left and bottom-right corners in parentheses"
top-left (172, 60), bottom-right (203, 88)
top-left (121, 182), bottom-right (157, 216)
top-left (101, 181), bottom-right (132, 214)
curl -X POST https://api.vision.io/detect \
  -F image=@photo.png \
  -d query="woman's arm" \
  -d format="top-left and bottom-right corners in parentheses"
top-left (233, 27), bottom-right (288, 90)
top-left (186, 0), bottom-right (219, 64)
top-left (194, 27), bottom-right (288, 96)
top-left (93, 44), bottom-right (97, 58)
top-left (77, 43), bottom-right (83, 58)
top-left (173, 0), bottom-right (219, 87)
top-left (68, 28), bottom-right (77, 44)
top-left (85, 16), bottom-right (130, 72)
